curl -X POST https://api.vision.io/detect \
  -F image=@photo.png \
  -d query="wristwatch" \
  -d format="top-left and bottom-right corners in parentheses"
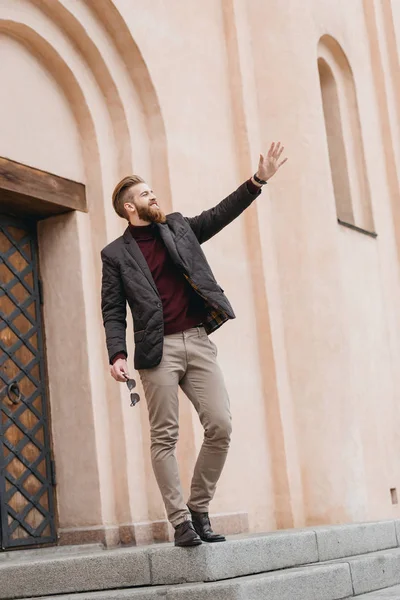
top-left (253, 173), bottom-right (268, 185)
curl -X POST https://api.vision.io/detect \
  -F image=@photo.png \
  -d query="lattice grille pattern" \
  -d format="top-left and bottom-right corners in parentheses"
top-left (0, 217), bottom-right (55, 548)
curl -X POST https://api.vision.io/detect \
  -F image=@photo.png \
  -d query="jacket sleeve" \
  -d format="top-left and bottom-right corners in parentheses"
top-left (184, 181), bottom-right (262, 244)
top-left (101, 251), bottom-right (128, 364)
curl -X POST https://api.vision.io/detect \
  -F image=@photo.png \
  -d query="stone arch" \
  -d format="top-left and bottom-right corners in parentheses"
top-left (30, 0), bottom-right (173, 212)
top-left (318, 34), bottom-right (374, 234)
top-left (0, 0), bottom-right (177, 544)
top-left (84, 0), bottom-right (173, 211)
top-left (31, 0), bottom-right (132, 177)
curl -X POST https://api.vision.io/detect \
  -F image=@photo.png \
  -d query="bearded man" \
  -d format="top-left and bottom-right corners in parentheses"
top-left (101, 142), bottom-right (287, 546)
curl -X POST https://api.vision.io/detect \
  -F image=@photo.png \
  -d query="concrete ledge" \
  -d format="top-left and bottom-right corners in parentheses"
top-left (314, 521), bottom-right (398, 561)
top-left (170, 564), bottom-right (353, 600)
top-left (0, 544), bottom-right (104, 563)
top-left (239, 563), bottom-right (353, 600)
top-left (0, 549), bottom-right (151, 600)
top-left (21, 564), bottom-right (352, 600)
top-left (149, 529), bottom-right (318, 584)
top-left (24, 591), bottom-right (168, 600)
top-left (169, 580), bottom-right (241, 600)
top-left (345, 548), bottom-right (400, 595)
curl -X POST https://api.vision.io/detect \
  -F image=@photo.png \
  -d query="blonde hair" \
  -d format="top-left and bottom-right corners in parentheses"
top-left (112, 175), bottom-right (145, 219)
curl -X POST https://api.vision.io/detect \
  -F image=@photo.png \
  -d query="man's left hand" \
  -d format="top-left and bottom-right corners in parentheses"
top-left (256, 142), bottom-right (288, 182)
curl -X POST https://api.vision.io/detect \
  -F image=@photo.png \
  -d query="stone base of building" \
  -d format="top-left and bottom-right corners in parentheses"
top-left (57, 511), bottom-right (249, 547)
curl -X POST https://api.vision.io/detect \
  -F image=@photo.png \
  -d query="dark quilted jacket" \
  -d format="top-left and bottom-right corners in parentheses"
top-left (101, 181), bottom-right (261, 369)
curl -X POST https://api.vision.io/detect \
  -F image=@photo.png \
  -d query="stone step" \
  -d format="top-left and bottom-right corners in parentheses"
top-left (314, 519), bottom-right (399, 560)
top-left (17, 550), bottom-right (400, 600)
top-left (0, 543), bottom-right (105, 563)
top-left (1, 519), bottom-right (400, 600)
top-left (356, 586), bottom-right (400, 599)
top-left (19, 563), bottom-right (354, 600)
top-left (331, 548), bottom-right (400, 596)
top-left (0, 529), bottom-right (317, 599)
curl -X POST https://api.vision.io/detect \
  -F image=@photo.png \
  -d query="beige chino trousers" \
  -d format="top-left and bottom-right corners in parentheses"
top-left (138, 326), bottom-right (232, 527)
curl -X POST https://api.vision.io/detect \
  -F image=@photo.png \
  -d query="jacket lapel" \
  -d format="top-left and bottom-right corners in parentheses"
top-left (156, 222), bottom-right (184, 268)
top-left (122, 227), bottom-right (159, 295)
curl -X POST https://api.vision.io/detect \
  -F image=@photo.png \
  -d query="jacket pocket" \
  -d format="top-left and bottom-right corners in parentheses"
top-left (134, 329), bottom-right (145, 343)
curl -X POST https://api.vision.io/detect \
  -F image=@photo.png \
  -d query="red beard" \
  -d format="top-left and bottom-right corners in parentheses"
top-left (135, 203), bottom-right (167, 224)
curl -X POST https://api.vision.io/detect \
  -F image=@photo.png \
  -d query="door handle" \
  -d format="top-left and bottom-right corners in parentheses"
top-left (7, 382), bottom-right (22, 405)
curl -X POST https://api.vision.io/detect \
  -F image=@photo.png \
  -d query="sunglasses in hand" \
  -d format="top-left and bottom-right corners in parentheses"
top-left (123, 374), bottom-right (140, 407)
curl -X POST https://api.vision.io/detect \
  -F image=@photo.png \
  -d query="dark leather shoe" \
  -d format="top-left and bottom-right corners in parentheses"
top-left (174, 520), bottom-right (202, 547)
top-left (189, 508), bottom-right (226, 543)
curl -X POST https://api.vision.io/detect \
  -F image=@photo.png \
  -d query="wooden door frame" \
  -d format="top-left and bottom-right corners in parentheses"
top-left (0, 157), bottom-right (86, 219)
top-left (0, 157), bottom-right (86, 548)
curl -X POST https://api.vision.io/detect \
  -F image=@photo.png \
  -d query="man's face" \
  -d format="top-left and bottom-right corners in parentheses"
top-left (125, 183), bottom-right (166, 224)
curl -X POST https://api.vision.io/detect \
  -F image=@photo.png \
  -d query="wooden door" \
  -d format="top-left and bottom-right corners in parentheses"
top-left (0, 215), bottom-right (56, 549)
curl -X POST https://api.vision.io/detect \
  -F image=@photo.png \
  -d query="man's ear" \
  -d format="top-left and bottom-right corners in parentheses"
top-left (124, 202), bottom-right (135, 215)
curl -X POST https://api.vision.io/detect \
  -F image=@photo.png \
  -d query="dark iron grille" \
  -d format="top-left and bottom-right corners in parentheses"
top-left (0, 215), bottom-right (56, 549)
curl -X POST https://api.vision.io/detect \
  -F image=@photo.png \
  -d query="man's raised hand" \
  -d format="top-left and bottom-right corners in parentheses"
top-left (256, 142), bottom-right (288, 182)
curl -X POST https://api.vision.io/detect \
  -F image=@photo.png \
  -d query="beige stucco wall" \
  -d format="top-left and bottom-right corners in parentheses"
top-left (0, 0), bottom-right (399, 544)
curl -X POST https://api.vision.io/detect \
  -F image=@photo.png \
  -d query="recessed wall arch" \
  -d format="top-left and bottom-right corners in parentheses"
top-left (318, 34), bottom-right (375, 235)
top-left (30, 0), bottom-right (132, 181)
top-left (29, 0), bottom-right (173, 215)
top-left (84, 0), bottom-right (173, 213)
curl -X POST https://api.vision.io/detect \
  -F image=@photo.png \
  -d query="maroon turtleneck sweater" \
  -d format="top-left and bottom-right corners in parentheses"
top-left (112, 179), bottom-right (260, 363)
top-left (130, 222), bottom-right (206, 333)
